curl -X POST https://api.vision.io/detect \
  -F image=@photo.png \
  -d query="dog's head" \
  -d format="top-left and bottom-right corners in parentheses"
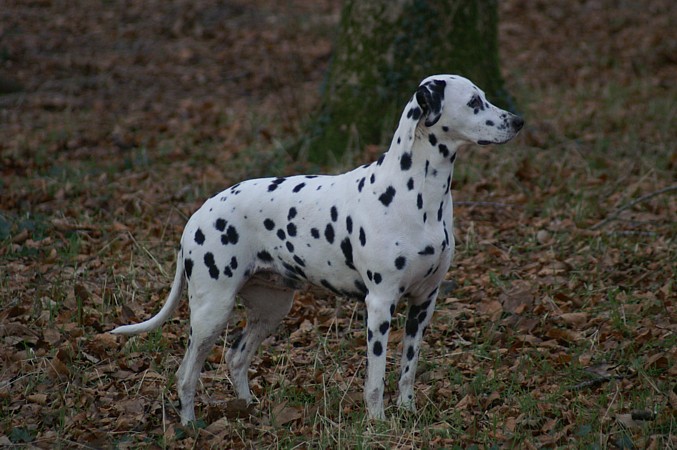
top-left (414, 74), bottom-right (523, 146)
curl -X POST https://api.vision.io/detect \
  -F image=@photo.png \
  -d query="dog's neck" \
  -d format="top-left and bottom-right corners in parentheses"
top-left (372, 98), bottom-right (457, 217)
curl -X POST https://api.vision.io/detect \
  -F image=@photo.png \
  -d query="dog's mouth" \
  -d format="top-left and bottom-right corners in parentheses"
top-left (477, 138), bottom-right (511, 146)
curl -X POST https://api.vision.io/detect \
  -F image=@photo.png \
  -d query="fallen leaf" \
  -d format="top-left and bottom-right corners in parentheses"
top-left (271, 402), bottom-right (303, 426)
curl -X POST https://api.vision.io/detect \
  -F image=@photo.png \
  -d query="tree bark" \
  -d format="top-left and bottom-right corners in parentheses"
top-left (299, 0), bottom-right (511, 165)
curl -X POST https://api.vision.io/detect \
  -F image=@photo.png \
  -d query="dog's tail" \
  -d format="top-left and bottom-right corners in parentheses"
top-left (110, 252), bottom-right (185, 336)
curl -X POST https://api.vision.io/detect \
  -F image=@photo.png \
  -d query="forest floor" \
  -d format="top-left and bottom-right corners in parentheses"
top-left (1, 0), bottom-right (675, 448)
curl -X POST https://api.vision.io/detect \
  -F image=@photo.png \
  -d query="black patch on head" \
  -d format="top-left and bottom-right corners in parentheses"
top-left (330, 206), bottom-right (338, 222)
top-left (292, 182), bottom-right (306, 193)
top-left (378, 186), bottom-right (396, 206)
top-left (346, 216), bottom-right (353, 234)
top-left (400, 152), bottom-right (412, 171)
top-left (359, 227), bottom-right (366, 246)
top-left (310, 228), bottom-right (320, 239)
top-left (288, 207), bottom-right (297, 221)
top-left (340, 237), bottom-right (355, 269)
top-left (267, 177), bottom-right (286, 192)
top-left (438, 143), bottom-right (450, 158)
top-left (277, 229), bottom-right (286, 240)
top-left (184, 258), bottom-right (193, 279)
top-left (287, 223), bottom-right (297, 237)
top-left (263, 219), bottom-right (275, 230)
top-left (257, 251), bottom-right (273, 262)
top-left (467, 95), bottom-right (484, 112)
top-left (358, 177), bottom-right (366, 192)
top-left (418, 245), bottom-right (434, 255)
top-left (395, 256), bottom-right (406, 270)
top-left (204, 252), bottom-right (219, 279)
top-left (407, 178), bottom-right (414, 191)
top-left (416, 79), bottom-right (446, 126)
top-left (373, 272), bottom-right (382, 284)
top-left (215, 218), bottom-right (227, 232)
top-left (324, 223), bottom-right (335, 244)
top-left (417, 193), bottom-right (423, 210)
top-left (372, 340), bottom-right (383, 356)
top-left (379, 321), bottom-right (390, 335)
top-left (194, 229), bottom-right (205, 245)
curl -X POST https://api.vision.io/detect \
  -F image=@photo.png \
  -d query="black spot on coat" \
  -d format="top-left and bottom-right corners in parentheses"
top-left (379, 186), bottom-right (396, 206)
top-left (340, 237), bottom-right (355, 269)
top-left (400, 152), bottom-right (412, 171)
top-left (263, 219), bottom-right (275, 230)
top-left (257, 251), bottom-right (273, 262)
top-left (194, 229), bottom-right (205, 245)
top-left (324, 224), bottom-right (335, 244)
top-left (204, 252), bottom-right (219, 279)
top-left (184, 258), bottom-right (194, 279)
top-left (359, 227), bottom-right (366, 246)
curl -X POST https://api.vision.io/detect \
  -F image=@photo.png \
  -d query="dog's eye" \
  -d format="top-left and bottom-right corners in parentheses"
top-left (467, 96), bottom-right (483, 110)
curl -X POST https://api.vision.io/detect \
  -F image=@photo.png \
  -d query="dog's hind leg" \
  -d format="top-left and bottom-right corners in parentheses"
top-left (175, 286), bottom-right (237, 425)
top-left (226, 278), bottom-right (295, 403)
top-left (397, 288), bottom-right (438, 411)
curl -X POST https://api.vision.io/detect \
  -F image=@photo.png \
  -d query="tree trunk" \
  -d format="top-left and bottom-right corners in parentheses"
top-left (299, 0), bottom-right (511, 165)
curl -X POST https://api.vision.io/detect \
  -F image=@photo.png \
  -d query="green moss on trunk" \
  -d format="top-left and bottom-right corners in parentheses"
top-left (298, 0), bottom-right (511, 165)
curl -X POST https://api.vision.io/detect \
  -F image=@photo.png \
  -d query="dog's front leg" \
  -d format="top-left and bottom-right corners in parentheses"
top-left (363, 293), bottom-right (396, 420)
top-left (397, 289), bottom-right (438, 411)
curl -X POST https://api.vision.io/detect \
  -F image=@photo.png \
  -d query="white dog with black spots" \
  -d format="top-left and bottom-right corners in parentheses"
top-left (112, 74), bottom-right (524, 424)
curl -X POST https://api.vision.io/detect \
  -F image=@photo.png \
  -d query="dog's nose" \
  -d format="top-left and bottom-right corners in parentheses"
top-left (511, 115), bottom-right (524, 131)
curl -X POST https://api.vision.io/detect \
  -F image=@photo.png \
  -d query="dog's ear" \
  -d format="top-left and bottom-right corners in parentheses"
top-left (415, 79), bottom-right (446, 127)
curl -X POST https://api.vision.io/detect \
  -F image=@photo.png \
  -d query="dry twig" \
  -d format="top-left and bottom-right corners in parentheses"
top-left (590, 184), bottom-right (677, 230)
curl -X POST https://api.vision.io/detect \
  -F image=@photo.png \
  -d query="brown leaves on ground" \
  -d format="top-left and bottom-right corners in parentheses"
top-left (1, 0), bottom-right (676, 448)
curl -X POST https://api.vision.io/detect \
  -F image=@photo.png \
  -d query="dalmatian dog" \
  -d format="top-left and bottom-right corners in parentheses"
top-left (111, 74), bottom-right (523, 424)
